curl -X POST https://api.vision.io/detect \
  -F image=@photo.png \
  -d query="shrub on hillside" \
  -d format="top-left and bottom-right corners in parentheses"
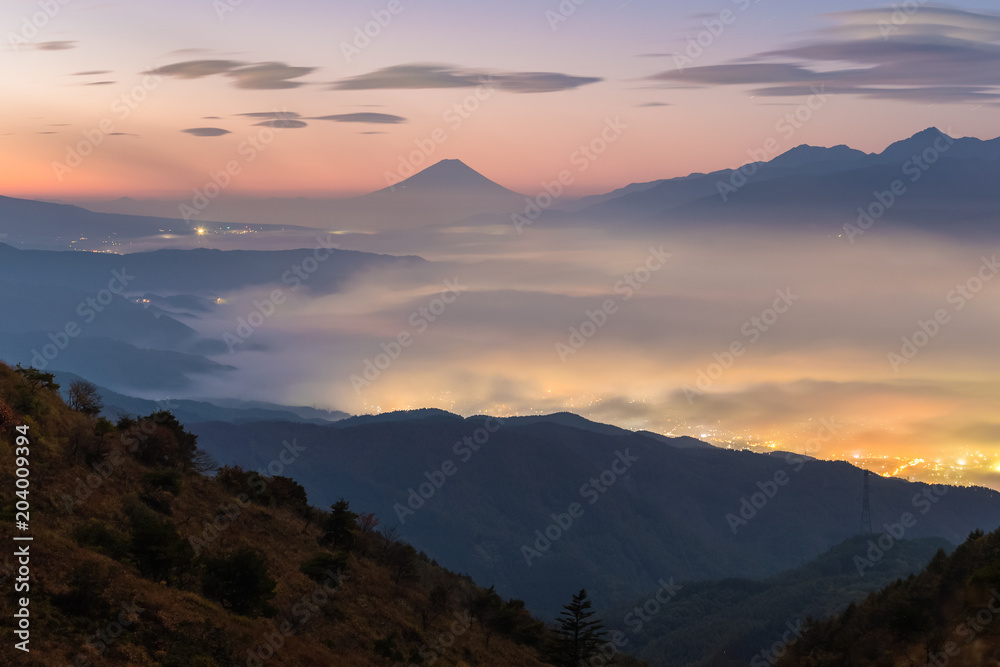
top-left (74, 519), bottom-right (130, 560)
top-left (53, 560), bottom-right (112, 618)
top-left (201, 547), bottom-right (276, 618)
top-left (67, 379), bottom-right (103, 416)
top-left (215, 465), bottom-right (269, 504)
top-left (268, 475), bottom-right (308, 510)
top-left (299, 552), bottom-right (348, 582)
top-left (124, 411), bottom-right (199, 471)
top-left (143, 469), bottom-right (183, 495)
top-left (373, 634), bottom-right (404, 661)
top-left (0, 398), bottom-right (17, 435)
top-left (15, 365), bottom-right (59, 391)
top-left (126, 501), bottom-right (193, 581)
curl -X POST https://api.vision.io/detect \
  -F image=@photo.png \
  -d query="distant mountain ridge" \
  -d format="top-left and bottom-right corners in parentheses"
top-left (187, 410), bottom-right (1000, 619)
top-left (0, 243), bottom-right (426, 392)
top-left (64, 159), bottom-right (525, 232)
top-left (8, 128), bottom-right (1000, 237)
top-left (618, 534), bottom-right (952, 666)
top-left (580, 127), bottom-right (1000, 234)
top-left (0, 242), bottom-right (425, 294)
top-left (52, 371), bottom-right (350, 425)
top-left (0, 194), bottom-right (314, 251)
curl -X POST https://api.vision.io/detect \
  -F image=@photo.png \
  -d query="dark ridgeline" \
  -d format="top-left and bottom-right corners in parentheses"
top-left (779, 526), bottom-right (1000, 666)
top-left (189, 410), bottom-right (1000, 620)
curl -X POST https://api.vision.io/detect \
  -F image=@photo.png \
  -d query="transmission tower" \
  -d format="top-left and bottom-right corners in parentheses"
top-left (860, 469), bottom-right (872, 535)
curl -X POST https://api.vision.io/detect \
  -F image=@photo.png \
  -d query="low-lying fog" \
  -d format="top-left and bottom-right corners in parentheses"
top-left (170, 218), bottom-right (1000, 489)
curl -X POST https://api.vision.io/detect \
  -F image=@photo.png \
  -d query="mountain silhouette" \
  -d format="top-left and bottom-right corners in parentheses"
top-left (187, 411), bottom-right (1000, 619)
top-left (766, 143), bottom-right (869, 169)
top-left (64, 159), bottom-right (526, 232)
top-left (372, 158), bottom-right (520, 196)
top-left (583, 128), bottom-right (1000, 235)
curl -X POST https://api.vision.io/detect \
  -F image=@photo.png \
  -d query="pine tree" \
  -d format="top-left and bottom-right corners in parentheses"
top-left (323, 498), bottom-right (358, 551)
top-left (548, 588), bottom-right (607, 666)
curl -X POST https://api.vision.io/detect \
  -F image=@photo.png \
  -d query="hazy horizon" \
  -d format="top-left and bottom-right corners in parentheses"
top-left (3, 1), bottom-right (1000, 492)
top-left (5, 1), bottom-right (1000, 198)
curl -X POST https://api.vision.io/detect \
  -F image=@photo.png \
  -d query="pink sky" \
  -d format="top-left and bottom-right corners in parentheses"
top-left (3, 1), bottom-right (1000, 199)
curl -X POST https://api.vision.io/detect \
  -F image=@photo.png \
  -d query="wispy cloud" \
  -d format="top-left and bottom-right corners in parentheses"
top-left (309, 113), bottom-right (407, 124)
top-left (35, 41), bottom-right (76, 51)
top-left (154, 60), bottom-right (243, 78)
top-left (238, 111), bottom-right (303, 119)
top-left (227, 62), bottom-right (315, 90)
top-left (154, 60), bottom-right (315, 89)
top-left (182, 127), bottom-right (232, 137)
top-left (331, 63), bottom-right (601, 94)
top-left (237, 111), bottom-right (306, 128)
top-left (648, 5), bottom-right (1000, 103)
top-left (252, 119), bottom-right (308, 129)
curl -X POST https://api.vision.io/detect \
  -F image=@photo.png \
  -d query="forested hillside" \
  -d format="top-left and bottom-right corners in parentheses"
top-left (0, 362), bottom-right (640, 666)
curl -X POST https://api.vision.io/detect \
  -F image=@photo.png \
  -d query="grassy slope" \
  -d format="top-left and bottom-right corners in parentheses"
top-left (779, 526), bottom-right (1000, 666)
top-left (0, 362), bottom-right (554, 666)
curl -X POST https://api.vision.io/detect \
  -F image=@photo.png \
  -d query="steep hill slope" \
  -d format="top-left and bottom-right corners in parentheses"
top-left (0, 363), bottom-right (590, 666)
top-left (778, 527), bottom-right (1000, 666)
top-left (615, 535), bottom-right (952, 666)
